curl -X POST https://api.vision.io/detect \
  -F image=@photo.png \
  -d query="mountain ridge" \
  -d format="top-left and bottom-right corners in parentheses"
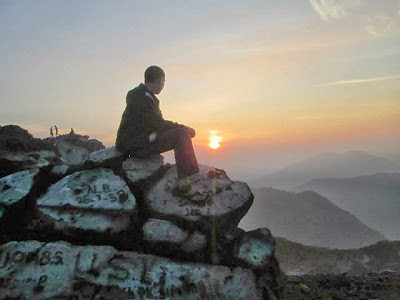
top-left (239, 187), bottom-right (386, 249)
top-left (250, 150), bottom-right (400, 189)
top-left (294, 172), bottom-right (400, 240)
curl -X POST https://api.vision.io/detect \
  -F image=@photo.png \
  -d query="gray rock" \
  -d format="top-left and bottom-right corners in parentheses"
top-left (88, 146), bottom-right (123, 163)
top-left (143, 218), bottom-right (188, 244)
top-left (0, 150), bottom-right (60, 177)
top-left (0, 169), bottom-right (37, 207)
top-left (0, 240), bottom-right (263, 299)
top-left (50, 164), bottom-right (70, 176)
top-left (36, 168), bottom-right (137, 236)
top-left (37, 208), bottom-right (133, 235)
top-left (234, 228), bottom-right (276, 270)
top-left (0, 125), bottom-right (54, 153)
top-left (181, 231), bottom-right (207, 253)
top-left (145, 164), bottom-right (253, 234)
top-left (123, 154), bottom-right (164, 183)
top-left (54, 139), bottom-right (91, 165)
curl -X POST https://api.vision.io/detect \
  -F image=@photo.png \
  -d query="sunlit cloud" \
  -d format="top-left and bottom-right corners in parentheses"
top-left (309, 0), bottom-right (400, 36)
top-left (308, 0), bottom-right (363, 21)
top-left (320, 74), bottom-right (400, 86)
top-left (366, 15), bottom-right (394, 36)
top-left (365, 25), bottom-right (378, 36)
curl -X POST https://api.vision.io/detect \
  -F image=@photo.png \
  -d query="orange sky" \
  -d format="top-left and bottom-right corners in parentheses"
top-left (1, 1), bottom-right (399, 176)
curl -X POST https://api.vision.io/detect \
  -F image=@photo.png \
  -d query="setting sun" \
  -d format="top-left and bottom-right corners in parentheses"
top-left (209, 131), bottom-right (223, 149)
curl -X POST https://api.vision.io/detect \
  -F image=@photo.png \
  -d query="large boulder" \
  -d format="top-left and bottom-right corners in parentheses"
top-left (0, 240), bottom-right (263, 299)
top-left (0, 169), bottom-right (38, 237)
top-left (0, 169), bottom-right (37, 208)
top-left (123, 154), bottom-right (164, 184)
top-left (88, 146), bottom-right (123, 164)
top-left (35, 168), bottom-right (138, 241)
top-left (142, 218), bottom-right (188, 244)
top-left (0, 125), bottom-right (53, 153)
top-left (141, 218), bottom-right (210, 263)
top-left (233, 228), bottom-right (276, 270)
top-left (144, 164), bottom-right (253, 235)
top-left (0, 150), bottom-right (61, 178)
top-left (45, 133), bottom-right (105, 166)
top-left (0, 125), bottom-right (60, 177)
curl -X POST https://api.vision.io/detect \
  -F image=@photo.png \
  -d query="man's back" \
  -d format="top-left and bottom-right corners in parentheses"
top-left (116, 83), bottom-right (175, 153)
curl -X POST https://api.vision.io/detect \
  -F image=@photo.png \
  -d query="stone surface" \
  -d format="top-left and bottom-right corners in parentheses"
top-left (143, 219), bottom-right (188, 244)
top-left (0, 241), bottom-right (263, 299)
top-left (36, 168), bottom-right (137, 236)
top-left (0, 169), bottom-right (37, 207)
top-left (88, 146), bottom-right (123, 163)
top-left (181, 231), bottom-right (207, 253)
top-left (234, 228), bottom-right (276, 270)
top-left (45, 133), bottom-right (105, 166)
top-left (0, 150), bottom-right (60, 178)
top-left (145, 164), bottom-right (253, 234)
top-left (0, 126), bottom-right (284, 299)
top-left (54, 139), bottom-right (92, 165)
top-left (50, 164), bottom-right (70, 176)
top-left (123, 154), bottom-right (164, 183)
top-left (0, 125), bottom-right (54, 153)
top-left (0, 125), bottom-right (59, 177)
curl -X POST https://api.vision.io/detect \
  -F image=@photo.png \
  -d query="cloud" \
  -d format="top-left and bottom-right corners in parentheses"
top-left (320, 74), bottom-right (400, 86)
top-left (309, 1), bottom-right (400, 36)
top-left (308, 0), bottom-right (363, 21)
top-left (366, 15), bottom-right (394, 36)
top-left (365, 25), bottom-right (377, 36)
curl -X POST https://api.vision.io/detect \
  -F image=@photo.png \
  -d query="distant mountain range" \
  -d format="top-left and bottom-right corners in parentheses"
top-left (238, 188), bottom-right (386, 249)
top-left (250, 151), bottom-right (400, 190)
top-left (275, 237), bottom-right (400, 276)
top-left (294, 172), bottom-right (400, 241)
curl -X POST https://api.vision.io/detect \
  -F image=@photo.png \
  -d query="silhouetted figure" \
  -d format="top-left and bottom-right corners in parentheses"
top-left (116, 65), bottom-right (199, 192)
top-left (70, 128), bottom-right (75, 135)
top-left (54, 125), bottom-right (59, 136)
top-left (50, 126), bottom-right (54, 138)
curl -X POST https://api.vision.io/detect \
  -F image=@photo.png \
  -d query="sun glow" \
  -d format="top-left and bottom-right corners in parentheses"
top-left (209, 131), bottom-right (223, 149)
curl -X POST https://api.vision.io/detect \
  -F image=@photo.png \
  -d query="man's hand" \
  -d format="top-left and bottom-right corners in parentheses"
top-left (183, 125), bottom-right (196, 138)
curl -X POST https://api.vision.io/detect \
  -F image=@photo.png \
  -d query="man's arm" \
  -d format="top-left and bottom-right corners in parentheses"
top-left (139, 96), bottom-right (179, 131)
top-left (181, 125), bottom-right (196, 138)
top-left (139, 94), bottom-right (196, 138)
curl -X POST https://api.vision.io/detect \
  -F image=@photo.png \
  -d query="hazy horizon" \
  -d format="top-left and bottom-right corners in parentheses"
top-left (1, 0), bottom-right (399, 179)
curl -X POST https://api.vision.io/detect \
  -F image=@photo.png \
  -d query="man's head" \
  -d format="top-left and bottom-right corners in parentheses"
top-left (144, 65), bottom-right (165, 95)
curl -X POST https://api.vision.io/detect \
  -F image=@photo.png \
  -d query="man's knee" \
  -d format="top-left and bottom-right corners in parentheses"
top-left (175, 127), bottom-right (191, 141)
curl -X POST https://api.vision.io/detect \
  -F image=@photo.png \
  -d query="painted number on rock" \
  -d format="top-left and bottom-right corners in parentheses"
top-left (75, 184), bottom-right (128, 204)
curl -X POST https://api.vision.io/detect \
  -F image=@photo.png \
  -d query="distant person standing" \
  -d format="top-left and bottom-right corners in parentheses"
top-left (116, 65), bottom-right (199, 193)
top-left (70, 128), bottom-right (75, 135)
top-left (50, 126), bottom-right (54, 138)
top-left (54, 125), bottom-right (59, 136)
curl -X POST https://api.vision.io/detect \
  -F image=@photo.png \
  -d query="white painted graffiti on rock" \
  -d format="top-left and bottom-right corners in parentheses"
top-left (0, 241), bottom-right (263, 300)
top-left (37, 168), bottom-right (136, 212)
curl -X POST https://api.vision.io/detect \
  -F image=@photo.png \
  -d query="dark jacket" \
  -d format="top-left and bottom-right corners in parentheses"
top-left (115, 83), bottom-right (181, 153)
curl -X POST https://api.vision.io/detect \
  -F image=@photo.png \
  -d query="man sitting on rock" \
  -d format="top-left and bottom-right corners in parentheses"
top-left (116, 65), bottom-right (199, 193)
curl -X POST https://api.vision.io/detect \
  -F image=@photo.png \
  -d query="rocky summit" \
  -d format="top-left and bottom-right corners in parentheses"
top-left (0, 125), bottom-right (284, 299)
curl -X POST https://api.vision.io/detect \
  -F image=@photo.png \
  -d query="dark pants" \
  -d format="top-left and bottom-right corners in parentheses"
top-left (131, 128), bottom-right (199, 178)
